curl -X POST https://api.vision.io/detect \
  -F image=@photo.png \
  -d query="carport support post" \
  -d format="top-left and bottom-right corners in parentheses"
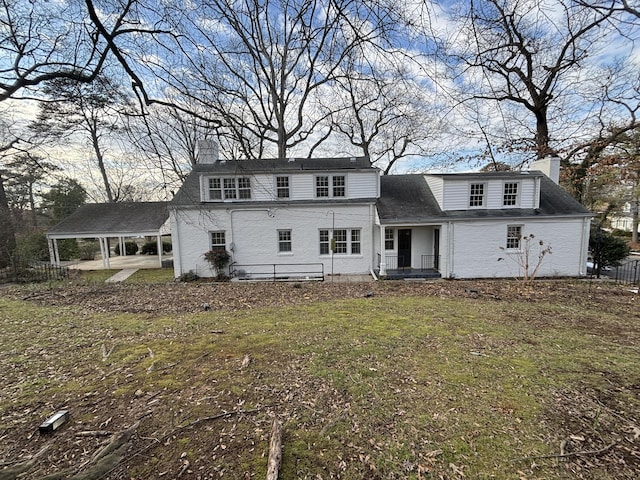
top-left (156, 235), bottom-right (163, 267)
top-left (119, 237), bottom-right (126, 257)
top-left (99, 238), bottom-right (111, 269)
top-left (48, 238), bottom-right (60, 266)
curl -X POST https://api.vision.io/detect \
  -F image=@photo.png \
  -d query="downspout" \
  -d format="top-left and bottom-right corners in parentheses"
top-left (580, 216), bottom-right (591, 276)
top-left (447, 221), bottom-right (454, 278)
top-left (172, 210), bottom-right (182, 277)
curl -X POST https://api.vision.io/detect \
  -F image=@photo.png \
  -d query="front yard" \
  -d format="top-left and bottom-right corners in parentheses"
top-left (1, 278), bottom-right (638, 479)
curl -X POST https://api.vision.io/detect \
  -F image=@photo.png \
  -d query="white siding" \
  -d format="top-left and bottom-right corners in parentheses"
top-left (440, 177), bottom-right (539, 210)
top-left (200, 170), bottom-right (378, 203)
top-left (445, 218), bottom-right (589, 279)
top-left (171, 203), bottom-right (375, 278)
top-left (425, 176), bottom-right (444, 207)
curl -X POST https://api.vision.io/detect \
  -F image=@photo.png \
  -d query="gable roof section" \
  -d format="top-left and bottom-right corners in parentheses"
top-left (171, 156), bottom-right (374, 207)
top-left (46, 202), bottom-right (170, 237)
top-left (377, 174), bottom-right (591, 224)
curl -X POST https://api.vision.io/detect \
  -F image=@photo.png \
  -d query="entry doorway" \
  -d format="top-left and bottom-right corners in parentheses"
top-left (398, 229), bottom-right (412, 268)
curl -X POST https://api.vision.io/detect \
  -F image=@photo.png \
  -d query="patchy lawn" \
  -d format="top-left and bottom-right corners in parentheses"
top-left (1, 279), bottom-right (639, 479)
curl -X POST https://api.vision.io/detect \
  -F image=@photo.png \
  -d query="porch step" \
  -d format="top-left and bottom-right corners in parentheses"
top-left (383, 269), bottom-right (442, 280)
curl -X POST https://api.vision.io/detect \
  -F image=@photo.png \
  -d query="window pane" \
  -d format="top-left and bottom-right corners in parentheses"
top-left (385, 229), bottom-right (394, 250)
top-left (276, 176), bottom-right (290, 198)
top-left (470, 183), bottom-right (484, 207)
top-left (211, 231), bottom-right (226, 250)
top-left (506, 225), bottom-right (521, 249)
top-left (316, 176), bottom-right (329, 197)
top-left (238, 177), bottom-right (251, 199)
top-left (319, 229), bottom-right (329, 254)
top-left (332, 175), bottom-right (346, 197)
top-left (278, 230), bottom-right (292, 252)
top-left (223, 178), bottom-right (237, 199)
top-left (503, 183), bottom-right (518, 206)
top-left (208, 178), bottom-right (222, 200)
top-left (351, 229), bottom-right (361, 254)
top-left (334, 229), bottom-right (347, 254)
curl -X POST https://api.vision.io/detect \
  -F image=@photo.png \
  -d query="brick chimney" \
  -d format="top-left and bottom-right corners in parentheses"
top-left (197, 139), bottom-right (219, 164)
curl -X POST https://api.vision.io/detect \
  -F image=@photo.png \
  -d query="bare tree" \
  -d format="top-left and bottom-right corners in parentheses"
top-left (441, 0), bottom-right (616, 158)
top-left (144, 0), bottom-right (392, 159)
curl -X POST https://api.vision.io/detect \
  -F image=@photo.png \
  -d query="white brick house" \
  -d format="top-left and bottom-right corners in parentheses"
top-left (169, 155), bottom-right (592, 279)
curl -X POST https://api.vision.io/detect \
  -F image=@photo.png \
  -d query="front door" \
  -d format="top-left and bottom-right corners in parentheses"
top-left (398, 229), bottom-right (412, 268)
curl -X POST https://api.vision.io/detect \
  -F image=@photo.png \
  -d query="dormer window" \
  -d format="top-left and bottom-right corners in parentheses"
top-left (276, 176), bottom-right (290, 198)
top-left (503, 182), bottom-right (519, 206)
top-left (469, 183), bottom-right (485, 207)
top-left (316, 175), bottom-right (346, 198)
top-left (207, 176), bottom-right (252, 201)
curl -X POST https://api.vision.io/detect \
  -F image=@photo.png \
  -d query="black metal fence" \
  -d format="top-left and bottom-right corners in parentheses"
top-left (229, 262), bottom-right (324, 281)
top-left (612, 259), bottom-right (640, 285)
top-left (0, 258), bottom-right (70, 284)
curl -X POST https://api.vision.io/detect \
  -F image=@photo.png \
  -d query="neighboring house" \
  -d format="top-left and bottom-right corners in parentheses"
top-left (169, 154), bottom-right (593, 279)
top-left (610, 202), bottom-right (639, 234)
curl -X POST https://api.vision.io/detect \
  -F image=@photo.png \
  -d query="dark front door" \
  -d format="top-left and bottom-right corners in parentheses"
top-left (398, 229), bottom-right (412, 268)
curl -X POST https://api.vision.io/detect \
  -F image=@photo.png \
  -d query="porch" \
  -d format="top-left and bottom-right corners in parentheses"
top-left (377, 254), bottom-right (442, 280)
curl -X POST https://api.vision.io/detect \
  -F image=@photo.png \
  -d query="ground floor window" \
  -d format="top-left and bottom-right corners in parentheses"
top-left (319, 229), bottom-right (362, 255)
top-left (210, 231), bottom-right (226, 251)
top-left (385, 229), bottom-right (394, 250)
top-left (278, 230), bottom-right (292, 253)
top-left (506, 225), bottom-right (522, 249)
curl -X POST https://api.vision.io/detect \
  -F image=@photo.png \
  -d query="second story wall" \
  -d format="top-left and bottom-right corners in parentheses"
top-left (426, 172), bottom-right (542, 211)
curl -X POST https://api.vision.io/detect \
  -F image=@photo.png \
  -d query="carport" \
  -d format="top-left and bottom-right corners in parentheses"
top-left (46, 202), bottom-right (170, 269)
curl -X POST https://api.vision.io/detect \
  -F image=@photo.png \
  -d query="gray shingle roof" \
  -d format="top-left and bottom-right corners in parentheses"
top-left (377, 174), bottom-right (591, 224)
top-left (46, 202), bottom-right (169, 236)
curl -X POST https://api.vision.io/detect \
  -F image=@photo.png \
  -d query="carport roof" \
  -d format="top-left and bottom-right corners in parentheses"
top-left (46, 202), bottom-right (170, 238)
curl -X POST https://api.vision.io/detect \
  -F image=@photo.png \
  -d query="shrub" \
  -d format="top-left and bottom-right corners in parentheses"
top-left (204, 249), bottom-right (231, 278)
top-left (178, 270), bottom-right (200, 282)
top-left (114, 241), bottom-right (139, 256)
top-left (15, 232), bottom-right (49, 262)
top-left (78, 240), bottom-right (99, 260)
top-left (141, 241), bottom-right (173, 255)
top-left (58, 239), bottom-right (80, 260)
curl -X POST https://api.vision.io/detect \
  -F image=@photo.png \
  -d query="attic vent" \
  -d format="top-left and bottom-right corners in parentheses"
top-left (520, 171), bottom-right (530, 175)
top-left (288, 157), bottom-right (296, 163)
top-left (349, 157), bottom-right (357, 163)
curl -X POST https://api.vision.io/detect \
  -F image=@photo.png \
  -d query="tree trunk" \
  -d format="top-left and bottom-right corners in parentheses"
top-left (0, 173), bottom-right (17, 268)
top-left (91, 129), bottom-right (114, 202)
top-left (265, 419), bottom-right (282, 480)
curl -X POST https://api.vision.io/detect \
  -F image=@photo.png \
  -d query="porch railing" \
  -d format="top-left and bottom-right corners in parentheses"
top-left (377, 254), bottom-right (440, 272)
top-left (229, 262), bottom-right (324, 281)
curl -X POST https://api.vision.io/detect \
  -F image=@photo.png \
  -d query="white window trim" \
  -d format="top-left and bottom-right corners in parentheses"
top-left (469, 182), bottom-right (486, 208)
top-left (319, 228), bottom-right (362, 256)
top-left (210, 230), bottom-right (226, 251)
top-left (205, 176), bottom-right (252, 201)
top-left (503, 181), bottom-right (520, 207)
top-left (315, 174), bottom-right (348, 198)
top-left (275, 175), bottom-right (290, 199)
top-left (277, 229), bottom-right (293, 254)
top-left (506, 225), bottom-right (522, 250)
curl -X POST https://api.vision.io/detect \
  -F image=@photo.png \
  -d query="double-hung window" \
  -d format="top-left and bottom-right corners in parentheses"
top-left (210, 231), bottom-right (226, 251)
top-left (319, 229), bottom-right (362, 255)
top-left (469, 183), bottom-right (485, 207)
top-left (316, 176), bottom-right (329, 197)
top-left (208, 178), bottom-right (222, 200)
top-left (207, 177), bottom-right (252, 201)
top-left (316, 175), bottom-right (346, 198)
top-left (385, 229), bottom-right (394, 250)
top-left (506, 225), bottom-right (522, 249)
top-left (332, 176), bottom-right (346, 197)
top-left (278, 230), bottom-right (292, 253)
top-left (503, 182), bottom-right (519, 206)
top-left (276, 176), bottom-right (290, 199)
